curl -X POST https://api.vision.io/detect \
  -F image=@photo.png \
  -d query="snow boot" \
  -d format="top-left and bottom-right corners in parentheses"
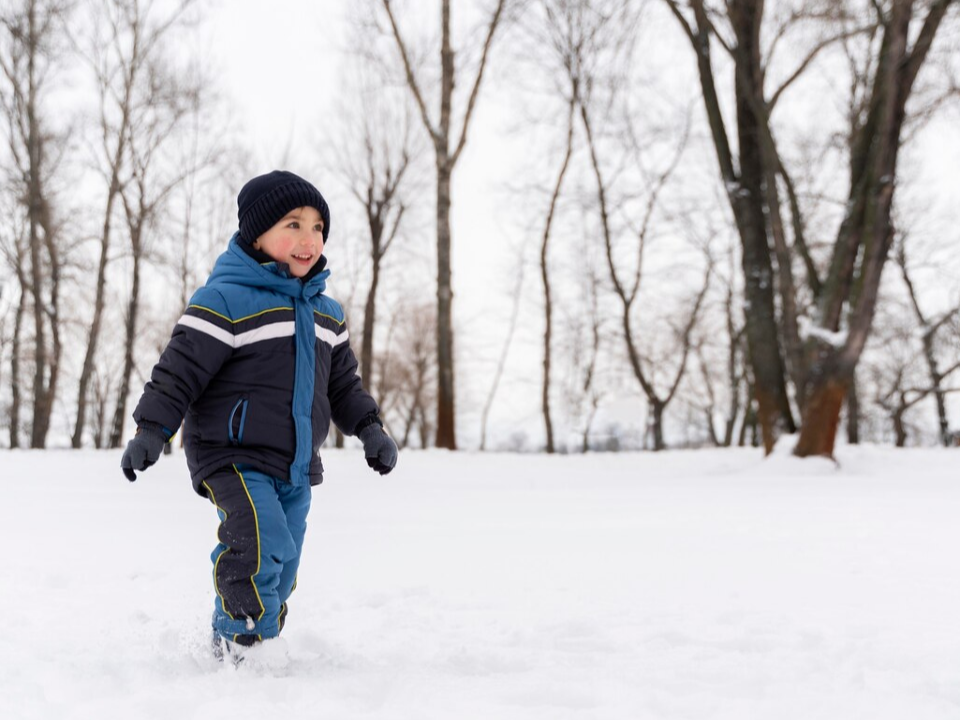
top-left (211, 629), bottom-right (260, 665)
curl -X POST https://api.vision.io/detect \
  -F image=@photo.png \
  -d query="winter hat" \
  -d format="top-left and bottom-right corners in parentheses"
top-left (237, 170), bottom-right (331, 244)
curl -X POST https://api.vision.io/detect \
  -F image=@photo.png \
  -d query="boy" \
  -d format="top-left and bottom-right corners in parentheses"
top-left (121, 170), bottom-right (397, 659)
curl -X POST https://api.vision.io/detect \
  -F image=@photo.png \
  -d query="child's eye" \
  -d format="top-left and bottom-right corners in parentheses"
top-left (314, 224), bottom-right (324, 233)
top-left (287, 221), bottom-right (300, 229)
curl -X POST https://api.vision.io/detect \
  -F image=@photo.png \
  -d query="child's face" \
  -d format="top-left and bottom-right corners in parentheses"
top-left (252, 206), bottom-right (325, 278)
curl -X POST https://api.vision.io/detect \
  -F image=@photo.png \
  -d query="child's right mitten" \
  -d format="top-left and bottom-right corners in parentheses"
top-left (121, 422), bottom-right (168, 481)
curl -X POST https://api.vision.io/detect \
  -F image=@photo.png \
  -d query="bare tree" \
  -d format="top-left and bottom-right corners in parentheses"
top-left (573, 268), bottom-right (605, 453)
top-left (694, 262), bottom-right (747, 448)
top-left (91, 361), bottom-right (117, 448)
top-left (567, 1), bottom-right (710, 450)
top-left (533, 96), bottom-right (577, 453)
top-left (333, 54), bottom-right (419, 385)
top-left (479, 246), bottom-right (524, 452)
top-left (895, 237), bottom-right (960, 446)
top-left (531, 0), bottom-right (580, 454)
top-left (108, 145), bottom-right (201, 448)
top-left (0, 211), bottom-right (29, 447)
top-left (0, 0), bottom-right (71, 448)
top-left (794, 0), bottom-right (956, 456)
top-left (846, 374), bottom-right (862, 444)
top-left (71, 0), bottom-right (198, 447)
top-left (104, 12), bottom-right (204, 448)
top-left (663, 0), bottom-right (957, 456)
top-left (865, 297), bottom-right (937, 446)
top-left (375, 299), bottom-right (437, 449)
top-left (380, 0), bottom-right (512, 449)
top-left (662, 0), bottom-right (800, 453)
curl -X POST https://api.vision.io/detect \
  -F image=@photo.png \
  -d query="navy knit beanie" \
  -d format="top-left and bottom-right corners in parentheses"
top-left (237, 170), bottom-right (331, 244)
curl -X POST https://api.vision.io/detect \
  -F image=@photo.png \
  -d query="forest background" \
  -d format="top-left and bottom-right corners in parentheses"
top-left (1, 0), bottom-right (958, 455)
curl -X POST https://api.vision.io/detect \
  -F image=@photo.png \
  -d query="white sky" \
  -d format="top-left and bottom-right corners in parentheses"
top-left (199, 0), bottom-right (960, 448)
top-left (202, 0), bottom-right (544, 446)
top-left (202, 0), bottom-right (517, 289)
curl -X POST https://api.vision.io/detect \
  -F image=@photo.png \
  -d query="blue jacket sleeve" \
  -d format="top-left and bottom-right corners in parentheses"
top-left (327, 320), bottom-right (380, 435)
top-left (132, 288), bottom-right (235, 433)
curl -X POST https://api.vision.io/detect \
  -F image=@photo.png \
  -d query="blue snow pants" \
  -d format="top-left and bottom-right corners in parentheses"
top-left (201, 464), bottom-right (312, 642)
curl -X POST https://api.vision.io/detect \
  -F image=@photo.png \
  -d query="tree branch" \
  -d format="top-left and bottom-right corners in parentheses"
top-left (902, 0), bottom-right (954, 97)
top-left (769, 24), bottom-right (876, 110)
top-left (451, 0), bottom-right (507, 167)
top-left (382, 0), bottom-right (440, 147)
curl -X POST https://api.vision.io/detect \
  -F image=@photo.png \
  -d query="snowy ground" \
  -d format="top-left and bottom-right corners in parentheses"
top-left (2, 443), bottom-right (960, 719)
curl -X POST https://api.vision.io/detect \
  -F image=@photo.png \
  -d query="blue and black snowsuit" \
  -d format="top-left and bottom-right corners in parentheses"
top-left (133, 234), bottom-right (378, 642)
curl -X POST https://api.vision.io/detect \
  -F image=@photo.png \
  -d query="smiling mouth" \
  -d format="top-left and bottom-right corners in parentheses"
top-left (291, 253), bottom-right (313, 262)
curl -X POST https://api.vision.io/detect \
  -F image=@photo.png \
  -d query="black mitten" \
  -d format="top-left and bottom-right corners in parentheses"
top-left (121, 422), bottom-right (168, 481)
top-left (359, 423), bottom-right (398, 475)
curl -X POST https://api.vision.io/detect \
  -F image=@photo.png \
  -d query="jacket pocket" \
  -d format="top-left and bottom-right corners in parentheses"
top-left (227, 397), bottom-right (249, 446)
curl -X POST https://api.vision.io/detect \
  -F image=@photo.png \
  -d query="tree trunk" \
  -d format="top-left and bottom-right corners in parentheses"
top-left (383, 0), bottom-right (506, 450)
top-left (9, 284), bottom-right (25, 449)
top-left (892, 407), bottom-right (907, 447)
top-left (434, 158), bottom-right (456, 449)
top-left (43, 207), bottom-right (63, 448)
top-left (400, 395), bottom-right (417, 449)
top-left (539, 97), bottom-right (575, 455)
top-left (109, 241), bottom-right (142, 448)
top-left (360, 255), bottom-right (381, 382)
top-left (763, 167), bottom-right (805, 401)
top-left (541, 229), bottom-right (555, 455)
top-left (731, 0), bottom-right (796, 453)
top-left (651, 400), bottom-right (666, 452)
top-left (72, 177), bottom-right (121, 447)
top-left (705, 409), bottom-right (720, 447)
top-left (846, 372), bottom-right (860, 445)
top-left (73, 0), bottom-right (148, 447)
top-left (94, 375), bottom-right (108, 449)
top-left (934, 387), bottom-right (950, 448)
top-left (581, 402), bottom-right (597, 454)
top-left (738, 384), bottom-right (757, 447)
top-left (418, 401), bottom-right (430, 449)
top-left (666, 0), bottom-right (795, 454)
top-left (793, 373), bottom-right (849, 457)
top-left (25, 0), bottom-right (50, 448)
top-left (722, 285), bottom-right (742, 448)
top-left (795, 0), bottom-right (944, 457)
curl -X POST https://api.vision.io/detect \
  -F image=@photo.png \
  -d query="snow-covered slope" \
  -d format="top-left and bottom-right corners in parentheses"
top-left (2, 445), bottom-right (959, 719)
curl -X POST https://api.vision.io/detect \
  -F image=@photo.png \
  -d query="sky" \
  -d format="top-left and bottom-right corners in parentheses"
top-left (201, 0), bottom-right (562, 446)
top-left (202, 0), bottom-right (521, 299)
top-left (197, 0), bottom-right (960, 448)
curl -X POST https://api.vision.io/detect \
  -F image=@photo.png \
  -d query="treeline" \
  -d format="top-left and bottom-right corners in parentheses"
top-left (1, 0), bottom-right (958, 454)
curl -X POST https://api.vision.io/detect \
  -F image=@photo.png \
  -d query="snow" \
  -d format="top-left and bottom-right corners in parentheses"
top-left (799, 315), bottom-right (849, 348)
top-left (3, 445), bottom-right (960, 718)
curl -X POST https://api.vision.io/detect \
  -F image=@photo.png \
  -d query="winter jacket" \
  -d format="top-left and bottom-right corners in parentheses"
top-left (133, 234), bottom-right (378, 494)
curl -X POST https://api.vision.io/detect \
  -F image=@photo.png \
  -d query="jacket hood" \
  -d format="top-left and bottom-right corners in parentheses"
top-left (207, 233), bottom-right (330, 299)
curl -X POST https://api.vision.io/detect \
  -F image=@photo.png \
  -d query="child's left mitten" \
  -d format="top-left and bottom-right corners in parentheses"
top-left (121, 422), bottom-right (168, 482)
top-left (359, 422), bottom-right (398, 476)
